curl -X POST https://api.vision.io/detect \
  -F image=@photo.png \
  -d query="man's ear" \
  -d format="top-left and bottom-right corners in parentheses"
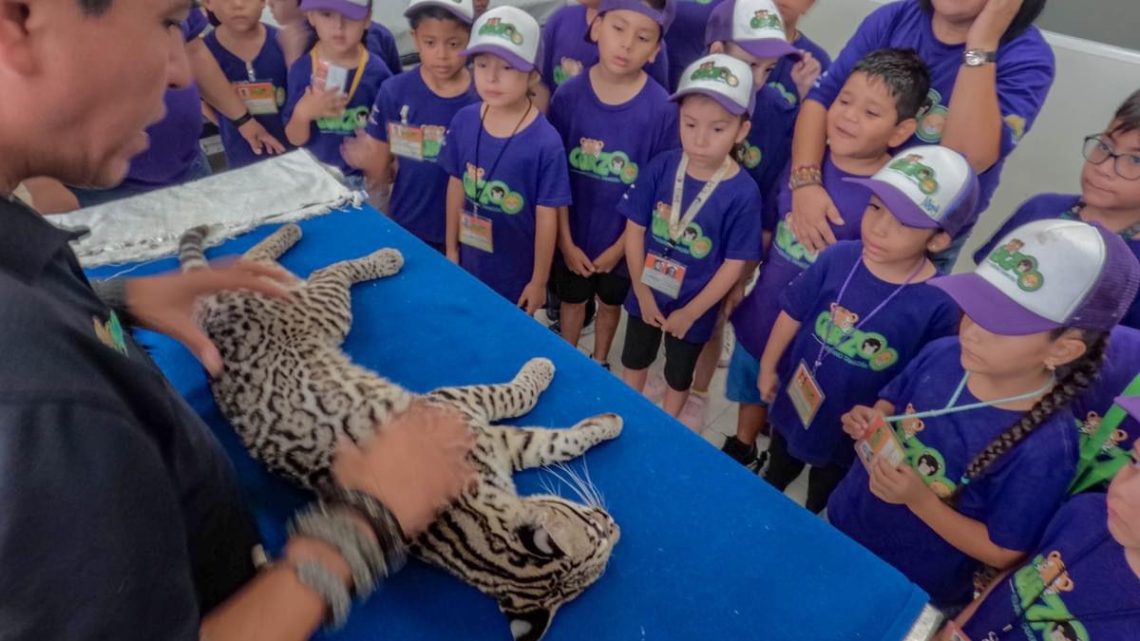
top-left (0, 0), bottom-right (39, 77)
top-left (889, 117), bottom-right (918, 148)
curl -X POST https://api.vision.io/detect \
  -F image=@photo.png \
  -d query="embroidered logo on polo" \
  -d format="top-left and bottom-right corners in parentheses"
top-left (479, 17), bottom-right (525, 45)
top-left (463, 163), bottom-right (525, 214)
top-left (93, 311), bottom-right (128, 356)
top-left (690, 60), bottom-right (740, 87)
top-left (893, 404), bottom-right (957, 498)
top-left (650, 202), bottom-right (713, 258)
top-left (916, 88), bottom-right (948, 143)
top-left (812, 303), bottom-right (899, 372)
top-left (1008, 550), bottom-right (1091, 641)
top-left (317, 105), bottom-right (371, 134)
top-left (773, 219), bottom-right (819, 268)
top-left (568, 138), bottom-right (640, 184)
top-left (553, 57), bottom-right (584, 86)
top-left (750, 9), bottom-right (782, 29)
top-left (986, 238), bottom-right (1045, 292)
top-left (1005, 115), bottom-right (1028, 145)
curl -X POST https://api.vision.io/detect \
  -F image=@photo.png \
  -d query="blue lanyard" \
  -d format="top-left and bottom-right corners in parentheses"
top-left (1061, 204), bottom-right (1140, 239)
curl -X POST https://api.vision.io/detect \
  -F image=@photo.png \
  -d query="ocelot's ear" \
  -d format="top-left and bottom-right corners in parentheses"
top-left (499, 604), bottom-right (554, 641)
top-left (516, 522), bottom-right (566, 558)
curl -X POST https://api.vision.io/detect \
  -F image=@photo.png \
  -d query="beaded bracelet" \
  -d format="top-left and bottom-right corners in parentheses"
top-left (324, 486), bottom-right (410, 576)
top-left (789, 164), bottom-right (824, 191)
top-left (293, 559), bottom-right (352, 629)
top-left (289, 504), bottom-right (386, 598)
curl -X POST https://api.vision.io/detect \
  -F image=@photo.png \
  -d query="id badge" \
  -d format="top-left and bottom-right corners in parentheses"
top-left (236, 81), bottom-right (278, 115)
top-left (460, 210), bottom-right (493, 253)
top-left (787, 360), bottom-right (825, 428)
top-left (314, 60), bottom-right (348, 93)
top-left (856, 413), bottom-right (904, 470)
top-left (388, 122), bottom-right (424, 161)
top-left (640, 252), bottom-right (686, 299)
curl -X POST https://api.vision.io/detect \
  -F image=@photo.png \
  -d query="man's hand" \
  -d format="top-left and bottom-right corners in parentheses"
top-left (789, 185), bottom-right (843, 253)
top-left (123, 261), bottom-right (294, 376)
top-left (238, 119), bottom-right (287, 156)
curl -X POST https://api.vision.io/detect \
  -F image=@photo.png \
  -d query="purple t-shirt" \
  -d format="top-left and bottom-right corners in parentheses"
top-left (767, 32), bottom-right (831, 110)
top-left (768, 242), bottom-right (958, 467)
top-left (664, 0), bottom-right (726, 91)
top-left (731, 154), bottom-right (874, 359)
top-left (828, 337), bottom-right (1079, 608)
top-left (742, 85), bottom-right (798, 204)
top-left (808, 0), bottom-right (1055, 215)
top-left (282, 50), bottom-right (391, 175)
top-left (620, 149), bottom-right (762, 343)
top-left (962, 493), bottom-right (1140, 641)
top-left (540, 4), bottom-right (670, 91)
top-left (1071, 325), bottom-right (1140, 490)
top-left (204, 26), bottom-right (291, 169)
top-left (974, 193), bottom-right (1140, 329)
top-left (121, 8), bottom-right (209, 189)
top-left (365, 69), bottom-right (479, 245)
top-left (548, 71), bottom-right (679, 261)
top-left (439, 104), bottom-right (573, 303)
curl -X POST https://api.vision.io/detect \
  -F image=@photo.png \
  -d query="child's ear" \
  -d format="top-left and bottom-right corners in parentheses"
top-left (1046, 330), bottom-right (1092, 370)
top-left (736, 118), bottom-right (753, 144)
top-left (927, 231), bottom-right (952, 254)
top-left (589, 15), bottom-right (601, 43)
top-left (708, 41), bottom-right (726, 55)
top-left (889, 117), bottom-right (918, 148)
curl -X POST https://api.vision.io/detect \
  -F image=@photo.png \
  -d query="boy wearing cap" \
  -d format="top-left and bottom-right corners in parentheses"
top-left (283, 0), bottom-right (391, 182)
top-left (343, 0), bottom-right (478, 250)
top-left (269, 0), bottom-right (402, 73)
top-left (754, 145), bottom-right (974, 513)
top-left (619, 54), bottom-right (761, 419)
top-left (832, 219), bottom-right (1140, 609)
top-left (548, 0), bottom-right (680, 365)
top-left (720, 48), bottom-right (931, 465)
top-left (540, 0), bottom-right (672, 93)
top-left (767, 0), bottom-right (829, 107)
top-left (441, 7), bottom-right (572, 312)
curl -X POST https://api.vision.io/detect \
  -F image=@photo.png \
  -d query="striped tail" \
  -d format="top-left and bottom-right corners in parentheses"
top-left (178, 225), bottom-right (211, 272)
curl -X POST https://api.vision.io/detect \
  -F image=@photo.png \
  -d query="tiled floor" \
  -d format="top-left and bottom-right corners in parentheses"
top-left (556, 311), bottom-right (811, 507)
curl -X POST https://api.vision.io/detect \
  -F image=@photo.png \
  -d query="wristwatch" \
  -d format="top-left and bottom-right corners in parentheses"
top-left (963, 49), bottom-right (998, 67)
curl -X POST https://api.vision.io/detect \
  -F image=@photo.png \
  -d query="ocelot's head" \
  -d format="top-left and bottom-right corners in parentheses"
top-left (499, 495), bottom-right (620, 641)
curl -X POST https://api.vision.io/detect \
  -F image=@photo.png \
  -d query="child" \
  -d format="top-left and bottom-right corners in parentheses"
top-left (756, 145), bottom-right (973, 512)
top-left (829, 219), bottom-right (1140, 609)
top-left (441, 7), bottom-right (572, 311)
top-left (786, 0), bottom-right (1054, 266)
top-left (204, 0), bottom-right (291, 170)
top-left (548, 0), bottom-right (679, 366)
top-left (343, 0), bottom-right (478, 251)
top-left (282, 0), bottom-right (391, 185)
top-left (663, 0), bottom-right (725, 91)
top-left (945, 403), bottom-right (1140, 641)
top-left (722, 48), bottom-right (930, 466)
top-left (540, 0), bottom-right (672, 92)
top-left (767, 0), bottom-right (829, 108)
top-left (619, 53), bottom-right (762, 418)
top-left (269, 0), bottom-right (403, 73)
top-left (974, 89), bottom-right (1140, 329)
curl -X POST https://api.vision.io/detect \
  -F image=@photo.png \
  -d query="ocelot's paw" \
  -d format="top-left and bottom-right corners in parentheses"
top-left (579, 413), bottom-right (622, 441)
top-left (369, 248), bottom-right (404, 277)
top-left (518, 357), bottom-right (555, 391)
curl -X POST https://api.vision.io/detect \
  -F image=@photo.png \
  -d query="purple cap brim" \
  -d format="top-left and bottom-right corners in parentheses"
top-left (737, 39), bottom-right (801, 61)
top-left (844, 177), bottom-right (939, 230)
top-left (300, 0), bottom-right (369, 21)
top-left (404, 2), bottom-right (473, 24)
top-left (929, 272), bottom-right (1062, 336)
top-left (669, 87), bottom-right (748, 116)
top-left (1115, 396), bottom-right (1140, 421)
top-left (462, 44), bottom-right (536, 72)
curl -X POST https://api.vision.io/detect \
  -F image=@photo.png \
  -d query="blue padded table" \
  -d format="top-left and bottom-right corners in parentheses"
top-left (87, 206), bottom-right (929, 641)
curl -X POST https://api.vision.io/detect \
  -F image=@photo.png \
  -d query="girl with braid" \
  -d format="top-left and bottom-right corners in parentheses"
top-left (827, 218), bottom-right (1140, 611)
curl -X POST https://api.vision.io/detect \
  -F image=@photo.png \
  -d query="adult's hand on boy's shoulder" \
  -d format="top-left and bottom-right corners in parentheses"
top-left (789, 186), bottom-right (842, 253)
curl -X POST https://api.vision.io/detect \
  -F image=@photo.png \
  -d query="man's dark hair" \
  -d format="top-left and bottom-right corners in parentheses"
top-left (79, 0), bottom-right (112, 15)
top-left (851, 48), bottom-right (932, 122)
top-left (917, 0), bottom-right (1046, 42)
top-left (408, 5), bottom-right (473, 31)
top-left (1109, 89), bottom-right (1140, 137)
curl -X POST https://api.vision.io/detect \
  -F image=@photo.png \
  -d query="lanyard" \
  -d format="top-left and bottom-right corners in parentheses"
top-left (667, 154), bottom-right (732, 244)
top-left (1061, 203), bottom-right (1140, 239)
top-left (811, 255), bottom-right (925, 372)
top-left (471, 101), bottom-right (532, 214)
top-left (311, 44), bottom-right (368, 103)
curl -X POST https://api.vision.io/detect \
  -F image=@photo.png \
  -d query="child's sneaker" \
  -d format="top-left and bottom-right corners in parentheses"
top-left (718, 324), bottom-right (735, 368)
top-left (678, 392), bottom-right (709, 433)
top-left (720, 436), bottom-right (758, 468)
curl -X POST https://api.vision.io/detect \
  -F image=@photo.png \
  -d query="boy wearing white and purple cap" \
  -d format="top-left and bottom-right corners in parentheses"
top-left (343, 0), bottom-right (478, 251)
top-left (282, 0), bottom-right (391, 181)
top-left (548, 0), bottom-right (680, 365)
top-left (440, 6), bottom-right (572, 312)
top-left (541, 0), bottom-right (672, 92)
top-left (754, 145), bottom-right (975, 513)
top-left (830, 218), bottom-right (1140, 609)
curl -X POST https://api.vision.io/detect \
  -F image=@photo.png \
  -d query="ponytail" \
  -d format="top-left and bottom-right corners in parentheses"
top-left (948, 330), bottom-right (1109, 502)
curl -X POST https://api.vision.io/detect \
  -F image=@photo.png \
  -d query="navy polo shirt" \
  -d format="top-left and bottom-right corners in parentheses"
top-left (0, 197), bottom-right (258, 638)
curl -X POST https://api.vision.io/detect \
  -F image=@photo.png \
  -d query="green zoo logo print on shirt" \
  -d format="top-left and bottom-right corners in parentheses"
top-left (650, 202), bottom-right (713, 258)
top-left (464, 163), bottom-right (525, 214)
top-left (986, 238), bottom-right (1046, 292)
top-left (893, 405), bottom-right (958, 498)
top-left (568, 138), bottom-right (639, 184)
top-left (812, 303), bottom-right (899, 372)
top-left (317, 105), bottom-right (370, 134)
top-left (774, 219), bottom-right (818, 266)
top-left (916, 88), bottom-right (948, 143)
top-left (1007, 550), bottom-right (1091, 641)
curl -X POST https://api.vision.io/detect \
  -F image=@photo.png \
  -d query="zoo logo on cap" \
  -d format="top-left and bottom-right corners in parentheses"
top-left (690, 59), bottom-right (740, 88)
top-left (986, 238), bottom-right (1045, 292)
top-left (479, 16), bottom-right (526, 45)
top-left (887, 152), bottom-right (940, 214)
top-left (750, 7), bottom-right (782, 29)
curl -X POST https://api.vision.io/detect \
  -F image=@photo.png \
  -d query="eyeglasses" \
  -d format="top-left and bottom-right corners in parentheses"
top-left (1083, 134), bottom-right (1140, 181)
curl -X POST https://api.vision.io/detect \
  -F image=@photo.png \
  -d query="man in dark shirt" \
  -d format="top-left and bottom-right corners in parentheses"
top-left (0, 0), bottom-right (472, 638)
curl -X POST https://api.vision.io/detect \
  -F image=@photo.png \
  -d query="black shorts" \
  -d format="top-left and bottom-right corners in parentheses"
top-left (554, 261), bottom-right (631, 306)
top-left (621, 314), bottom-right (705, 391)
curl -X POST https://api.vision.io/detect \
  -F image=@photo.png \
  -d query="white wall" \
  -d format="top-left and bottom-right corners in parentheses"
top-left (799, 0), bottom-right (1140, 270)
